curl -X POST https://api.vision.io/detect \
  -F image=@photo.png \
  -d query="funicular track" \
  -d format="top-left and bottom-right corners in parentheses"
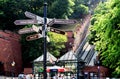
top-left (73, 14), bottom-right (97, 66)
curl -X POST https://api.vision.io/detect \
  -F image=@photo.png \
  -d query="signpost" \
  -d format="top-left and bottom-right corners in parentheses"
top-left (43, 1), bottom-right (47, 79)
top-left (32, 25), bottom-right (41, 33)
top-left (18, 28), bottom-right (34, 34)
top-left (14, 8), bottom-right (78, 79)
top-left (26, 34), bottom-right (42, 41)
top-left (25, 11), bottom-right (38, 19)
top-left (25, 11), bottom-right (53, 24)
top-left (50, 27), bottom-right (66, 35)
top-left (14, 19), bottom-right (45, 25)
top-left (14, 11), bottom-right (77, 26)
top-left (31, 25), bottom-right (66, 35)
top-left (54, 19), bottom-right (77, 24)
top-left (18, 26), bottom-right (42, 34)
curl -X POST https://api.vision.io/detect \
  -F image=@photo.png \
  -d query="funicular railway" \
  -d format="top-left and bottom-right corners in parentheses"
top-left (72, 14), bottom-right (109, 78)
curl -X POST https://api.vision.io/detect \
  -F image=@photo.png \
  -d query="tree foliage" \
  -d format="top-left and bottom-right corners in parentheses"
top-left (48, 0), bottom-right (75, 19)
top-left (71, 4), bottom-right (88, 18)
top-left (47, 32), bottom-right (67, 56)
top-left (89, 0), bottom-right (120, 77)
top-left (0, 0), bottom-right (89, 30)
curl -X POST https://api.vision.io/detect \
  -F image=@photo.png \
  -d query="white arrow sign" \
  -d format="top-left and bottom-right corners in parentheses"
top-left (25, 11), bottom-right (37, 19)
top-left (32, 25), bottom-right (42, 33)
top-left (18, 28), bottom-right (34, 34)
top-left (32, 25), bottom-right (66, 35)
top-left (54, 19), bottom-right (77, 24)
top-left (24, 11), bottom-right (77, 24)
top-left (25, 11), bottom-right (52, 24)
top-left (18, 26), bottom-right (42, 34)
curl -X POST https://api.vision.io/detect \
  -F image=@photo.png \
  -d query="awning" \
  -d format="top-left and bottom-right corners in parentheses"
top-left (47, 65), bottom-right (66, 72)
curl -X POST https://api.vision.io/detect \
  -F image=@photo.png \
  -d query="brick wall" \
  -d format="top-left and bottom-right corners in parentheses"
top-left (0, 30), bottom-right (22, 76)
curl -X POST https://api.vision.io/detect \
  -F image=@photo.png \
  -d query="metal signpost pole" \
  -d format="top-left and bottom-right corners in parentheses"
top-left (43, 0), bottom-right (47, 79)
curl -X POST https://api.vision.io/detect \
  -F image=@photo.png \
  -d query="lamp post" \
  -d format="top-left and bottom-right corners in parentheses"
top-left (97, 66), bottom-right (100, 79)
top-left (11, 61), bottom-right (15, 78)
top-left (97, 60), bottom-right (100, 79)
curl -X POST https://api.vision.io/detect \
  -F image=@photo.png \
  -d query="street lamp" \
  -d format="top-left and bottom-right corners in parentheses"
top-left (97, 60), bottom-right (100, 79)
top-left (11, 61), bottom-right (15, 78)
top-left (97, 66), bottom-right (100, 79)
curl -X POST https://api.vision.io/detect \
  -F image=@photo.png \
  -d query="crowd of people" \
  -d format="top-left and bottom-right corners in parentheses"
top-left (52, 74), bottom-right (76, 79)
top-left (18, 73), bottom-right (34, 79)
top-left (18, 73), bottom-right (76, 79)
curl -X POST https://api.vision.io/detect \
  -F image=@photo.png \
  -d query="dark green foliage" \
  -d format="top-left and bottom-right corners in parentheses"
top-left (48, 0), bottom-right (74, 19)
top-left (71, 4), bottom-right (88, 18)
top-left (21, 33), bottom-right (44, 63)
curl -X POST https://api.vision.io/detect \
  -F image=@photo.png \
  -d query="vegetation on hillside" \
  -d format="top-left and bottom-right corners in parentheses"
top-left (89, 0), bottom-right (120, 77)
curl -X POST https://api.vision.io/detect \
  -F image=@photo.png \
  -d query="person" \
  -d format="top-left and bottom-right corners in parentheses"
top-left (25, 74), bottom-right (33, 79)
top-left (61, 74), bottom-right (65, 79)
top-left (71, 74), bottom-right (76, 79)
top-left (58, 74), bottom-right (62, 79)
top-left (18, 72), bottom-right (25, 79)
top-left (53, 75), bottom-right (58, 79)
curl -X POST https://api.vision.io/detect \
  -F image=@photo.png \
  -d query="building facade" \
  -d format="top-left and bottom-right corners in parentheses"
top-left (0, 30), bottom-right (22, 76)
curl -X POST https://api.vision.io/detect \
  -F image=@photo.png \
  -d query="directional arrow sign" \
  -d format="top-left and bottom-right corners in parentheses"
top-left (32, 25), bottom-right (66, 35)
top-left (26, 34), bottom-right (42, 41)
top-left (32, 25), bottom-right (42, 32)
top-left (54, 19), bottom-right (77, 24)
top-left (25, 11), bottom-right (43, 20)
top-left (25, 11), bottom-right (52, 24)
top-left (25, 11), bottom-right (78, 25)
top-left (25, 11), bottom-right (37, 19)
top-left (26, 33), bottom-right (50, 41)
top-left (18, 26), bottom-right (42, 34)
top-left (50, 27), bottom-right (66, 35)
top-left (14, 19), bottom-right (44, 25)
top-left (18, 28), bottom-right (34, 34)
top-left (15, 11), bottom-right (77, 25)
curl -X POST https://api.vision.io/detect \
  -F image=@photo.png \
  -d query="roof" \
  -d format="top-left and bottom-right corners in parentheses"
top-left (75, 41), bottom-right (97, 66)
top-left (59, 50), bottom-right (77, 61)
top-left (34, 52), bottom-right (57, 62)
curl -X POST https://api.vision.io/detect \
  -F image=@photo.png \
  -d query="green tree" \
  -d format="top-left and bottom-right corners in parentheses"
top-left (71, 4), bottom-right (88, 18)
top-left (48, 0), bottom-right (75, 19)
top-left (0, 0), bottom-right (91, 30)
top-left (89, 0), bottom-right (120, 77)
top-left (47, 32), bottom-right (67, 56)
